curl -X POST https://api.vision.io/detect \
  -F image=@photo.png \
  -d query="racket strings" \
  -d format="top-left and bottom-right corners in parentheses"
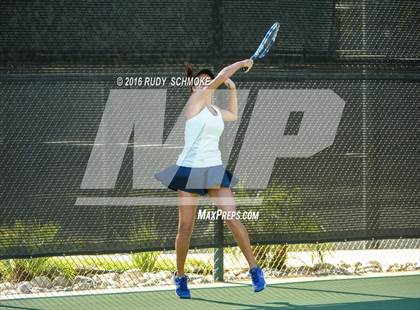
top-left (253, 22), bottom-right (280, 59)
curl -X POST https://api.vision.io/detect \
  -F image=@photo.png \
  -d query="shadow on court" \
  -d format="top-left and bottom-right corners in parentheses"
top-left (268, 284), bottom-right (414, 300)
top-left (192, 297), bottom-right (419, 309)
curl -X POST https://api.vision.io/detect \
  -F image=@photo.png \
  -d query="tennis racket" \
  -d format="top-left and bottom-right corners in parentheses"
top-left (243, 22), bottom-right (280, 71)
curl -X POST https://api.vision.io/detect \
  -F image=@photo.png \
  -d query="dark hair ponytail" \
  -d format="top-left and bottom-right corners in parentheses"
top-left (185, 62), bottom-right (215, 79)
top-left (185, 62), bottom-right (194, 78)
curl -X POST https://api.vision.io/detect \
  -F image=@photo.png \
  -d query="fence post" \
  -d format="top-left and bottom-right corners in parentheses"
top-left (212, 0), bottom-right (224, 283)
top-left (214, 216), bottom-right (224, 282)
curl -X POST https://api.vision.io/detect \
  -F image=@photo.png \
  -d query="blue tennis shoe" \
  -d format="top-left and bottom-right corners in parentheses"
top-left (250, 266), bottom-right (266, 292)
top-left (173, 272), bottom-right (191, 299)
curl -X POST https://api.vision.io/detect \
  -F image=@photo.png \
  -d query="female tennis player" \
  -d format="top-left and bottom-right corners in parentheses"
top-left (155, 59), bottom-right (266, 298)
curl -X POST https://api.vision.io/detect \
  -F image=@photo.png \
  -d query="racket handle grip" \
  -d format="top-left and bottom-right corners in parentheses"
top-left (242, 56), bottom-right (255, 72)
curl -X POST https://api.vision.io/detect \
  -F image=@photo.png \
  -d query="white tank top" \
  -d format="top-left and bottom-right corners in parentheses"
top-left (176, 104), bottom-right (224, 168)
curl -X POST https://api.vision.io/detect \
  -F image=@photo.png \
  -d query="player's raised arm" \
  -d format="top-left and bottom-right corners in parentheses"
top-left (204, 59), bottom-right (253, 91)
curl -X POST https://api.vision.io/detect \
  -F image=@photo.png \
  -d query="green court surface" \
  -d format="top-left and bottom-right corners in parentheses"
top-left (1, 275), bottom-right (419, 310)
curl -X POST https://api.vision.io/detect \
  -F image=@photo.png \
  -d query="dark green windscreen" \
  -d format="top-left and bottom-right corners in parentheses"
top-left (0, 0), bottom-right (419, 258)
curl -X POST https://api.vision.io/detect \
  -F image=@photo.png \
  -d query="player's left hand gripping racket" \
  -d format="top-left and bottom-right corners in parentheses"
top-left (243, 22), bottom-right (280, 71)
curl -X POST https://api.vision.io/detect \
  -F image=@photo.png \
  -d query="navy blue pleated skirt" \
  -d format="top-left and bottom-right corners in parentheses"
top-left (154, 164), bottom-right (239, 196)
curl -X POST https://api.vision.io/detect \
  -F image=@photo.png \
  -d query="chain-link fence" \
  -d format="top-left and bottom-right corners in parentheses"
top-left (1, 239), bottom-right (419, 297)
